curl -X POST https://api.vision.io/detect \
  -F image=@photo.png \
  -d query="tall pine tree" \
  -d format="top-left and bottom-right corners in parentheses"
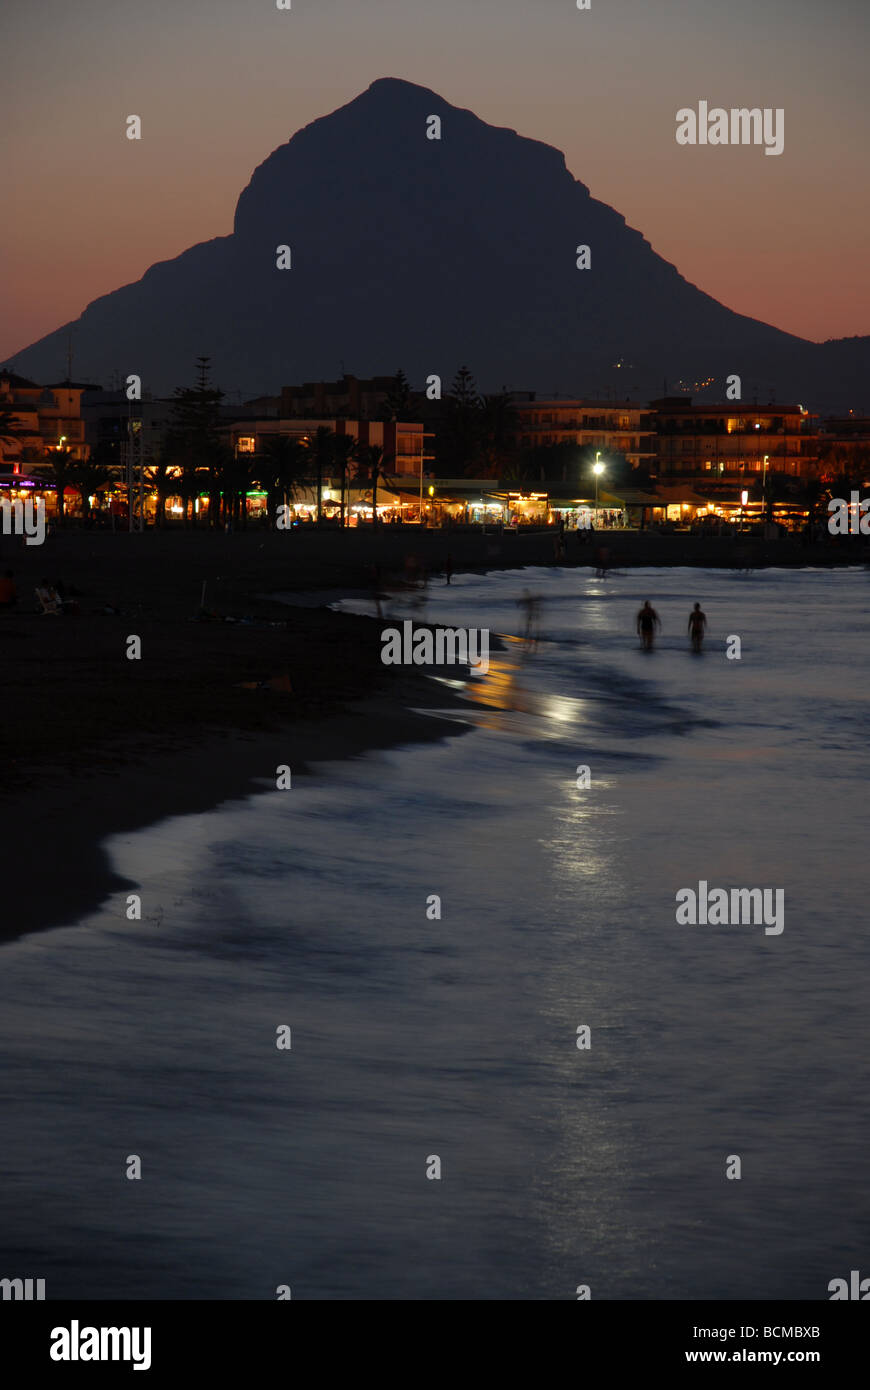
top-left (167, 357), bottom-right (225, 526)
top-left (437, 366), bottom-right (483, 477)
top-left (383, 369), bottom-right (413, 422)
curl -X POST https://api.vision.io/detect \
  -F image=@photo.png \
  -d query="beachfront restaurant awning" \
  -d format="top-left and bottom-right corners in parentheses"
top-left (599, 488), bottom-right (664, 508)
top-left (654, 486), bottom-right (718, 506)
top-left (541, 492), bottom-right (596, 507)
top-left (384, 489), bottom-right (425, 506)
top-left (0, 473), bottom-right (42, 489)
top-left (426, 486), bottom-right (506, 510)
top-left (691, 488), bottom-right (756, 505)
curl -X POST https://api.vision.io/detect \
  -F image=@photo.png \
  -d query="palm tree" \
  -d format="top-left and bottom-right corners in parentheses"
top-left (258, 436), bottom-right (308, 526)
top-left (751, 469), bottom-right (793, 525)
top-left (222, 443), bottom-right (260, 529)
top-left (501, 453), bottom-right (534, 484)
top-left (359, 444), bottom-right (392, 526)
top-left (305, 426), bottom-right (335, 523)
top-left (331, 434), bottom-right (358, 526)
top-left (144, 441), bottom-right (177, 528)
top-left (0, 404), bottom-right (26, 455)
top-left (208, 442), bottom-right (234, 528)
top-left (803, 477), bottom-right (823, 530)
top-left (478, 392), bottom-right (519, 478)
top-left (66, 459), bottom-right (117, 525)
top-left (46, 445), bottom-right (74, 525)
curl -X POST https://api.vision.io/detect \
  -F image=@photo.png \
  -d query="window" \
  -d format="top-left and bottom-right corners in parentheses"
top-left (237, 436), bottom-right (255, 453)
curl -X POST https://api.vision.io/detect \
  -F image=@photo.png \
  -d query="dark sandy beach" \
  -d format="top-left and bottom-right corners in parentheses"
top-left (0, 530), bottom-right (477, 942)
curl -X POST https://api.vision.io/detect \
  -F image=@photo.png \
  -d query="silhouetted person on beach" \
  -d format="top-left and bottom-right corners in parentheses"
top-left (688, 602), bottom-right (707, 651)
top-left (369, 562), bottom-right (384, 620)
top-left (594, 544), bottom-right (610, 577)
top-left (518, 589), bottom-right (541, 651)
top-left (636, 600), bottom-right (660, 650)
top-left (444, 554), bottom-right (453, 585)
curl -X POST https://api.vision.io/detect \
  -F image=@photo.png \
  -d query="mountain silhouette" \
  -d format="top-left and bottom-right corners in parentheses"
top-left (8, 78), bottom-right (868, 410)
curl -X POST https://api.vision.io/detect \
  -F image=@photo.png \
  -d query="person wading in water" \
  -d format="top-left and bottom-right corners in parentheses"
top-left (688, 601), bottom-right (707, 652)
top-left (636, 600), bottom-right (661, 650)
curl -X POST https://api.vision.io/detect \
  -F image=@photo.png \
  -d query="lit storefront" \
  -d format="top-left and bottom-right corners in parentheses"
top-left (545, 493), bottom-right (598, 526)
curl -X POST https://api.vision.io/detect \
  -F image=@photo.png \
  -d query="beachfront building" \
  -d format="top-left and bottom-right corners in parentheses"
top-left (274, 374), bottom-right (400, 420)
top-left (229, 418), bottom-right (426, 474)
top-left (423, 482), bottom-right (622, 528)
top-left (815, 414), bottom-right (870, 483)
top-left (80, 389), bottom-right (176, 467)
top-left (512, 397), bottom-right (658, 470)
top-left (0, 371), bottom-right (96, 517)
top-left (0, 371), bottom-right (91, 470)
top-left (652, 398), bottom-right (818, 480)
top-left (226, 417), bottom-right (431, 524)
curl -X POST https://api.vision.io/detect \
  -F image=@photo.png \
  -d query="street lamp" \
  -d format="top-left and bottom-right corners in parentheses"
top-left (741, 488), bottom-right (748, 533)
top-left (593, 452), bottom-right (606, 515)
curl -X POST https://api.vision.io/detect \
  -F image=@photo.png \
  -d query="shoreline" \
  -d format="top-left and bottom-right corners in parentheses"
top-left (2, 528), bottom-right (864, 945)
top-left (3, 674), bottom-right (473, 947)
top-left (0, 530), bottom-right (495, 946)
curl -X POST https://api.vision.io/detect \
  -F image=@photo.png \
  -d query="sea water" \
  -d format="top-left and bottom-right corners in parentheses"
top-left (1, 567), bottom-right (867, 1300)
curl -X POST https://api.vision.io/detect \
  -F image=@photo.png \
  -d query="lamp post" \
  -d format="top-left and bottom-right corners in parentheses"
top-left (763, 453), bottom-right (770, 524)
top-left (593, 453), bottom-right (605, 517)
top-left (741, 488), bottom-right (748, 533)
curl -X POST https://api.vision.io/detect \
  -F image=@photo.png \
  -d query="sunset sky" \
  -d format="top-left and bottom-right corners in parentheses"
top-left (3, 0), bottom-right (868, 364)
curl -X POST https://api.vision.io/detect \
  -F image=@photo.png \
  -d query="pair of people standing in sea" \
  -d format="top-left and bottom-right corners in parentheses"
top-left (636, 601), bottom-right (707, 651)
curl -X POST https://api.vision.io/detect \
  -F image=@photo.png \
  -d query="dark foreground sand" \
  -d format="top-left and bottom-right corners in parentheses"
top-left (0, 525), bottom-right (861, 941)
top-left (0, 531), bottom-right (480, 942)
top-left (4, 686), bottom-right (468, 944)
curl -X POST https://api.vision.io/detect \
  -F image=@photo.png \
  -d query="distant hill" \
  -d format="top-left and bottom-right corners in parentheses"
top-left (8, 78), bottom-right (868, 411)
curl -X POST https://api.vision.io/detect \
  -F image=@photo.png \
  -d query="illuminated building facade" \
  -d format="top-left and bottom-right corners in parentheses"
top-left (652, 398), bottom-right (817, 479)
top-left (512, 397), bottom-right (658, 469)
